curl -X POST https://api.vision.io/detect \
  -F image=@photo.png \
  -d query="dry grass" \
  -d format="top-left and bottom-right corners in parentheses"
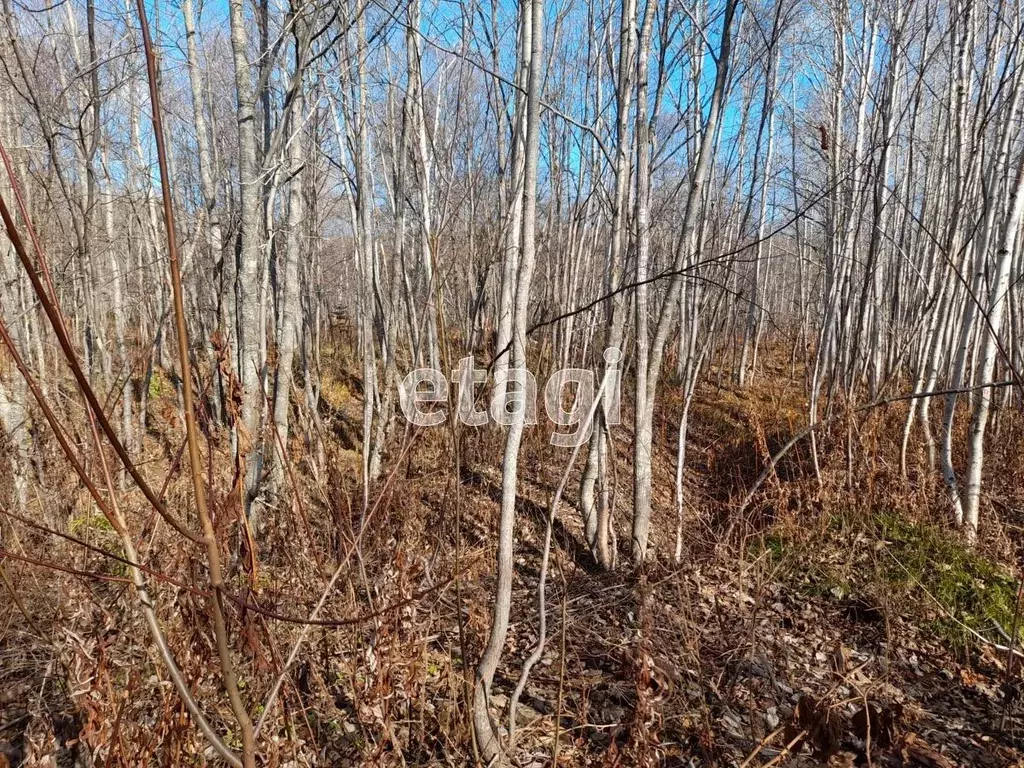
top-left (2, 340), bottom-right (1024, 766)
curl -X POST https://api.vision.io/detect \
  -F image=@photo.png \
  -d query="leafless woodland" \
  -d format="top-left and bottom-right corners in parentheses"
top-left (2, 0), bottom-right (1024, 764)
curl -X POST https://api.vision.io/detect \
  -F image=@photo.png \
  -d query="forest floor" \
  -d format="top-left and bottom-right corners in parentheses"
top-left (3, 345), bottom-right (1024, 767)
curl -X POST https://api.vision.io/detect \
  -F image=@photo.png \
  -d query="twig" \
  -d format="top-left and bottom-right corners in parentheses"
top-left (258, 375), bottom-right (322, 571)
top-left (0, 147), bottom-right (202, 545)
top-left (738, 725), bottom-right (786, 768)
top-left (134, 1), bottom-right (255, 762)
top-left (760, 729), bottom-right (807, 768)
top-left (737, 380), bottom-right (1018, 514)
top-left (253, 427), bottom-right (420, 738)
top-left (225, 571), bottom-right (458, 627)
top-left (1000, 573), bottom-right (1024, 730)
top-left (508, 374), bottom-right (611, 745)
top-left (0, 505), bottom-right (206, 594)
top-left (884, 547), bottom-right (1024, 659)
top-left (0, 562), bottom-right (51, 642)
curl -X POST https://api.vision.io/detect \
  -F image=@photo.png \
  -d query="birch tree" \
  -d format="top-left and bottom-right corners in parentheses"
top-left (228, 0), bottom-right (265, 517)
top-left (632, 0), bottom-right (738, 560)
top-left (474, 0), bottom-right (543, 758)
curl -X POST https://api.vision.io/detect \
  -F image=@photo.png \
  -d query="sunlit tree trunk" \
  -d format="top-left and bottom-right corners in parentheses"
top-left (228, 0), bottom-right (265, 517)
top-left (474, 0), bottom-right (542, 758)
top-left (632, 0), bottom-right (737, 561)
top-left (271, 17), bottom-right (308, 496)
top-left (183, 0), bottom-right (229, 424)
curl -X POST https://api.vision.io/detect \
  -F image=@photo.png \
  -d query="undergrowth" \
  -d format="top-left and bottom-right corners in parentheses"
top-left (6, 342), bottom-right (1024, 766)
top-left (877, 512), bottom-right (1020, 649)
top-left (753, 508), bottom-right (1022, 652)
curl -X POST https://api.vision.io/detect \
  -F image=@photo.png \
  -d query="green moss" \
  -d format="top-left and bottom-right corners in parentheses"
top-left (148, 368), bottom-right (169, 399)
top-left (876, 514), bottom-right (1020, 649)
top-left (69, 512), bottom-right (114, 535)
top-left (757, 508), bottom-right (1020, 652)
top-left (750, 531), bottom-right (787, 562)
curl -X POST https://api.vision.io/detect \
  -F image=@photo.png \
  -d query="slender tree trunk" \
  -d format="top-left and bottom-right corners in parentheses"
top-left (183, 0), bottom-right (230, 423)
top-left (632, 0), bottom-right (737, 561)
top-left (474, 0), bottom-right (542, 758)
top-left (228, 0), bottom-right (265, 518)
top-left (961, 146), bottom-right (1024, 539)
top-left (271, 20), bottom-right (307, 496)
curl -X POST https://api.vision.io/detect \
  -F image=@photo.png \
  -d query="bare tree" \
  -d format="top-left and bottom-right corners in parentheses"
top-left (473, 0), bottom-right (543, 758)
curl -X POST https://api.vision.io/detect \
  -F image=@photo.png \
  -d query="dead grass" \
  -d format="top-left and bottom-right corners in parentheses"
top-left (3, 340), bottom-right (1024, 766)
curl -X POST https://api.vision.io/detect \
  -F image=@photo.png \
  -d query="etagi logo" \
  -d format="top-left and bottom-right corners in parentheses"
top-left (399, 348), bottom-right (622, 447)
